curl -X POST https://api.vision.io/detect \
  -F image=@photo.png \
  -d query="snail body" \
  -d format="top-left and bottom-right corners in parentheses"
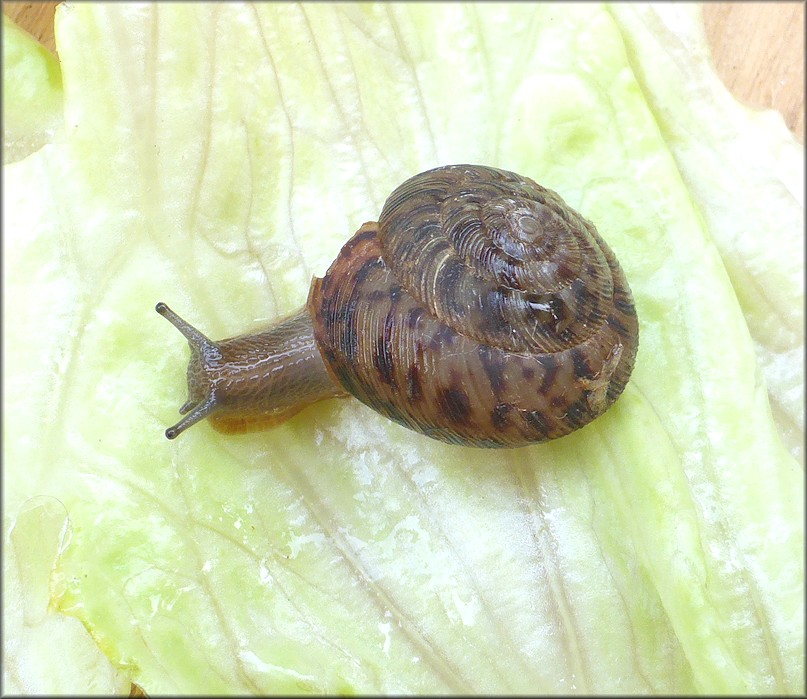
top-left (157, 164), bottom-right (638, 447)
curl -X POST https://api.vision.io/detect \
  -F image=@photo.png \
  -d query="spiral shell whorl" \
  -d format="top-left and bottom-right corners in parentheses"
top-left (309, 164), bottom-right (638, 447)
top-left (378, 165), bottom-right (613, 354)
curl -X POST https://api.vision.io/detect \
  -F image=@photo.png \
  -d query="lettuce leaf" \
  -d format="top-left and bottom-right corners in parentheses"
top-left (2, 497), bottom-right (130, 694)
top-left (3, 3), bottom-right (803, 694)
top-left (2, 13), bottom-right (63, 164)
top-left (610, 4), bottom-right (805, 466)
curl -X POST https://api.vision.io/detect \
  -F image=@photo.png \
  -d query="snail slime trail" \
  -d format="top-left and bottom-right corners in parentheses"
top-left (157, 164), bottom-right (639, 447)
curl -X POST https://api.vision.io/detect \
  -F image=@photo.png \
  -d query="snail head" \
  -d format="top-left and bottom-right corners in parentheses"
top-left (155, 302), bottom-right (222, 439)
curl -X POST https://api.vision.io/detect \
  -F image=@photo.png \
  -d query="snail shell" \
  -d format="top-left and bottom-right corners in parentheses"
top-left (157, 164), bottom-right (638, 448)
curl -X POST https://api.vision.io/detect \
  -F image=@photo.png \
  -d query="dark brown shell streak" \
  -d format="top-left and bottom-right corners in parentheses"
top-left (309, 164), bottom-right (639, 447)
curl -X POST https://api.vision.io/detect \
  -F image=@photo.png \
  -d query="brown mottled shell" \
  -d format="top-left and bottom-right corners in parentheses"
top-left (308, 164), bottom-right (638, 447)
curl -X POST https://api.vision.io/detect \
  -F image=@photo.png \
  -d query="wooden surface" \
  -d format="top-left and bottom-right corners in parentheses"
top-left (3, 1), bottom-right (805, 143)
top-left (703, 2), bottom-right (804, 140)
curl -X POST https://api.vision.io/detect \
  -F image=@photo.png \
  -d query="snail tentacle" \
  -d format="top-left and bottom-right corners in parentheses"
top-left (156, 302), bottom-right (216, 349)
top-left (165, 392), bottom-right (218, 440)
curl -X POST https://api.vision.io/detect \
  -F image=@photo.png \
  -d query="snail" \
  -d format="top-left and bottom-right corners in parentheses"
top-left (157, 164), bottom-right (638, 448)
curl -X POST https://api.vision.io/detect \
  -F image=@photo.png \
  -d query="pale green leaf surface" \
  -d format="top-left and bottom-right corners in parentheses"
top-left (2, 498), bottom-right (130, 694)
top-left (2, 2), bottom-right (803, 695)
top-left (609, 3), bottom-right (805, 465)
top-left (2, 13), bottom-right (63, 164)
